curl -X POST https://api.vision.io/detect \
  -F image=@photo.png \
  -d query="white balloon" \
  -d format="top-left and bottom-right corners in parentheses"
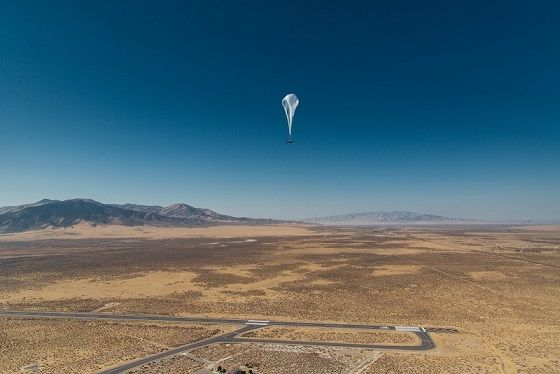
top-left (282, 93), bottom-right (299, 140)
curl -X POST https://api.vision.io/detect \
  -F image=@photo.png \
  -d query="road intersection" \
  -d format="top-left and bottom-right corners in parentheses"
top-left (0, 310), bottom-right (452, 373)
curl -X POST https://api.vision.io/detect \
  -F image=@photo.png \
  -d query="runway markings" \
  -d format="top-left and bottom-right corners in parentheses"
top-left (246, 319), bottom-right (270, 326)
top-left (0, 309), bottom-right (446, 373)
top-left (395, 326), bottom-right (422, 332)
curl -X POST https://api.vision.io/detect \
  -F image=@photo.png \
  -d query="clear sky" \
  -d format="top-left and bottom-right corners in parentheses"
top-left (1, 1), bottom-right (559, 221)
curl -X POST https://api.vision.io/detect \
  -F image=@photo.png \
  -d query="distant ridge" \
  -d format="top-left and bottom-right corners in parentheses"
top-left (304, 211), bottom-right (480, 225)
top-left (0, 199), bottom-right (277, 234)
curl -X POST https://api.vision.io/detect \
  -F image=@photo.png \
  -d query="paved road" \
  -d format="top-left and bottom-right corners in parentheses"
top-left (98, 325), bottom-right (258, 374)
top-left (0, 310), bottom-right (440, 332)
top-left (232, 331), bottom-right (435, 351)
top-left (1, 309), bottom-right (442, 373)
top-left (0, 310), bottom-right (249, 325)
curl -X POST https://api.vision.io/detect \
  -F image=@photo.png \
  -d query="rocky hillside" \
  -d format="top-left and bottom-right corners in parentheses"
top-left (0, 199), bottom-right (274, 233)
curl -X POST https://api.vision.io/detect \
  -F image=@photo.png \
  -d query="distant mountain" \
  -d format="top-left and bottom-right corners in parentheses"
top-left (0, 206), bottom-right (15, 215)
top-left (0, 199), bottom-right (276, 234)
top-left (304, 211), bottom-right (479, 225)
top-left (0, 199), bottom-right (57, 214)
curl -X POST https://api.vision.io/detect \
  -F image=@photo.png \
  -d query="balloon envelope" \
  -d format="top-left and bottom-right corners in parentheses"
top-left (282, 93), bottom-right (299, 136)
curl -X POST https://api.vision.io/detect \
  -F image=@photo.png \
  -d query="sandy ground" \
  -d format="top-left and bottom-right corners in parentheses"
top-left (0, 222), bottom-right (317, 241)
top-left (0, 318), bottom-right (231, 374)
top-left (1, 271), bottom-right (199, 301)
top-left (185, 343), bottom-right (374, 374)
top-left (242, 326), bottom-right (419, 345)
top-left (1, 224), bottom-right (560, 372)
top-left (372, 265), bottom-right (421, 276)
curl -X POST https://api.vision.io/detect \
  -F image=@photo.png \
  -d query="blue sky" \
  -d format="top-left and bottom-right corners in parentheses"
top-left (1, 1), bottom-right (559, 220)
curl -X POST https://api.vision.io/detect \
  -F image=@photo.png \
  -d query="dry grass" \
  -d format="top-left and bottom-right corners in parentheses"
top-left (189, 343), bottom-right (368, 374)
top-left (1, 224), bottom-right (560, 372)
top-left (372, 264), bottom-right (421, 276)
top-left (0, 318), bottom-right (228, 373)
top-left (1, 271), bottom-right (199, 301)
top-left (365, 352), bottom-right (504, 373)
top-left (242, 326), bottom-right (418, 345)
top-left (0, 223), bottom-right (316, 241)
top-left (129, 356), bottom-right (204, 373)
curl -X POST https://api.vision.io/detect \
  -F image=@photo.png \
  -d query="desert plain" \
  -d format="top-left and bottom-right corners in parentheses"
top-left (1, 223), bottom-right (559, 373)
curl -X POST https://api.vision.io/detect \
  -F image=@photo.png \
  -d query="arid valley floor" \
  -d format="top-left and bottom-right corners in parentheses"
top-left (1, 224), bottom-right (559, 373)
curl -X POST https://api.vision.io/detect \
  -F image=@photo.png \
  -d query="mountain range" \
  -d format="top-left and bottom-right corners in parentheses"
top-left (0, 199), bottom-right (517, 234)
top-left (304, 211), bottom-right (480, 225)
top-left (0, 199), bottom-right (275, 234)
